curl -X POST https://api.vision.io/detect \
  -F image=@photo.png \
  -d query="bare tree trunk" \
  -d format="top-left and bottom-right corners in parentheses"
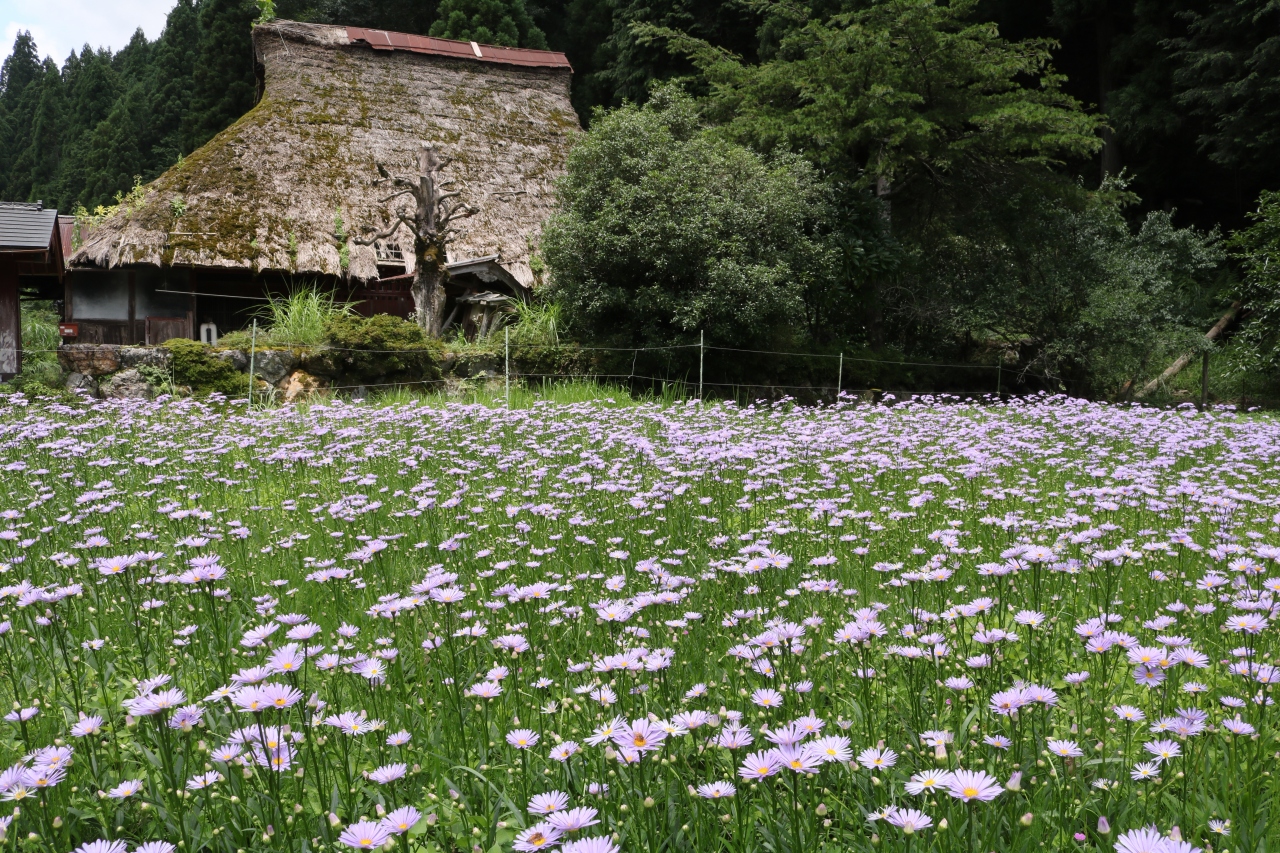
top-left (1097, 11), bottom-right (1122, 181)
top-left (358, 142), bottom-right (476, 339)
top-left (414, 241), bottom-right (448, 337)
top-left (867, 174), bottom-right (892, 351)
top-left (1134, 301), bottom-right (1242, 398)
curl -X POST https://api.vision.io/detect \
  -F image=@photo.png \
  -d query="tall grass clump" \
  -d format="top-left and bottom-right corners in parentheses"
top-left (504, 300), bottom-right (561, 348)
top-left (256, 285), bottom-right (356, 347)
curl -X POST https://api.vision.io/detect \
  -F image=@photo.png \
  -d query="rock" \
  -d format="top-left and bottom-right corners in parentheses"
top-left (214, 349), bottom-right (249, 372)
top-left (279, 370), bottom-right (328, 403)
top-left (99, 369), bottom-right (155, 400)
top-left (118, 347), bottom-right (172, 371)
top-left (64, 372), bottom-right (98, 397)
top-left (58, 344), bottom-right (120, 377)
top-left (253, 349), bottom-right (299, 385)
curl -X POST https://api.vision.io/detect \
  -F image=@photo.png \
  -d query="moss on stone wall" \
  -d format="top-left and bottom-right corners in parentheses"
top-left (311, 315), bottom-right (444, 386)
top-left (163, 339), bottom-right (248, 397)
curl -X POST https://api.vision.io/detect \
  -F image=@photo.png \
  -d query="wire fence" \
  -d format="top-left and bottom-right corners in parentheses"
top-left (18, 332), bottom-right (1067, 406)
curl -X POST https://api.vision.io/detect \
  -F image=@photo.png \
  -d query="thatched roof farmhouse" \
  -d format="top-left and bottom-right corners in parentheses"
top-left (64, 20), bottom-right (578, 344)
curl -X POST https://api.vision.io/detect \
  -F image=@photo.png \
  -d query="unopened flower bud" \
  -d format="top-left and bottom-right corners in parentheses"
top-left (1097, 816), bottom-right (1111, 835)
top-left (815, 803), bottom-right (827, 816)
top-left (1020, 813), bottom-right (1034, 826)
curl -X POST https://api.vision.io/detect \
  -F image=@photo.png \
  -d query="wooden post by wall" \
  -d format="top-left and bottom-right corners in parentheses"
top-left (1200, 350), bottom-right (1210, 411)
top-left (0, 262), bottom-right (20, 379)
top-left (127, 271), bottom-right (137, 344)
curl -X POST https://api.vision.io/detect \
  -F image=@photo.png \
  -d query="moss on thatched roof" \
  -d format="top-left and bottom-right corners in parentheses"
top-left (70, 21), bottom-right (579, 287)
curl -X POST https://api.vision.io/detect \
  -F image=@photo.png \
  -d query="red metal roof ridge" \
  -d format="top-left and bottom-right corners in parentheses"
top-left (344, 26), bottom-right (572, 70)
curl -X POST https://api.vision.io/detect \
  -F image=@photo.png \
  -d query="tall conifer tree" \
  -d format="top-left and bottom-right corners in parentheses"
top-left (149, 0), bottom-right (201, 171)
top-left (430, 0), bottom-right (548, 48)
top-left (16, 61), bottom-right (65, 204)
top-left (188, 0), bottom-right (259, 151)
top-left (0, 33), bottom-right (44, 200)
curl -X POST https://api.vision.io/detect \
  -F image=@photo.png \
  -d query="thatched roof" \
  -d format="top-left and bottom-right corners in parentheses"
top-left (70, 20), bottom-right (579, 287)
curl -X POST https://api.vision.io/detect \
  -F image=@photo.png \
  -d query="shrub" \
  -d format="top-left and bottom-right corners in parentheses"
top-left (512, 342), bottom-right (590, 379)
top-left (317, 314), bottom-right (444, 386)
top-left (1230, 189), bottom-right (1280, 374)
top-left (162, 338), bottom-right (246, 397)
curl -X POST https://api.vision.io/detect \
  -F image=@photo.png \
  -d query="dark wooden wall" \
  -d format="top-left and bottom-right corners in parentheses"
top-left (0, 261), bottom-right (20, 378)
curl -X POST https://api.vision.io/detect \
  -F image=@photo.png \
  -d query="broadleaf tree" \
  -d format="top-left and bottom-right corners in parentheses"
top-left (542, 85), bottom-right (847, 352)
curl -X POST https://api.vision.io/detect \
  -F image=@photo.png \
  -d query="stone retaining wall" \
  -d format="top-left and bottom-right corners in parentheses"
top-left (56, 344), bottom-right (485, 402)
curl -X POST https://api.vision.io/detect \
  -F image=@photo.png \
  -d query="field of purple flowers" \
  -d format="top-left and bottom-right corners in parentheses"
top-left (0, 391), bottom-right (1275, 853)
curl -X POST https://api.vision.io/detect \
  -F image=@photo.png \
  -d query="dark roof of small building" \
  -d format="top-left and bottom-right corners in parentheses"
top-left (346, 26), bottom-right (571, 69)
top-left (0, 202), bottom-right (58, 251)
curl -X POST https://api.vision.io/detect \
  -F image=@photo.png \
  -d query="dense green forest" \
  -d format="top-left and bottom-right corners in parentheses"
top-left (10, 0), bottom-right (1277, 231)
top-left (5, 0), bottom-right (1280, 397)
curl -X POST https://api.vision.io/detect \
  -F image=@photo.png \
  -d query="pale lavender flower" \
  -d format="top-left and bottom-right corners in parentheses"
top-left (337, 820), bottom-right (392, 849)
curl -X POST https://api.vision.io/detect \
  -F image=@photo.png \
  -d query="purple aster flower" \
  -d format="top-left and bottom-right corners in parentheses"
top-left (947, 769), bottom-right (1002, 802)
top-left (380, 806), bottom-right (421, 834)
top-left (513, 822), bottom-right (562, 852)
top-left (546, 806), bottom-right (600, 831)
top-left (337, 820), bottom-right (392, 850)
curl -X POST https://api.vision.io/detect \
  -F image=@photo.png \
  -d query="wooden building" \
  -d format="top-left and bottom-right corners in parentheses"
top-left (65, 20), bottom-right (577, 344)
top-left (0, 202), bottom-right (65, 378)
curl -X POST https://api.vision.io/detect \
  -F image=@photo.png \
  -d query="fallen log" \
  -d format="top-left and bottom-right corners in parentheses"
top-left (1134, 301), bottom-right (1242, 398)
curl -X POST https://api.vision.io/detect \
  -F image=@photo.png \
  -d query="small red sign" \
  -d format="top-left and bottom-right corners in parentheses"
top-left (58, 323), bottom-right (79, 338)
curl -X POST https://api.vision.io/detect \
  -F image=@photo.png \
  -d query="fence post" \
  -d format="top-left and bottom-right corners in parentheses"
top-left (698, 330), bottom-right (704, 402)
top-left (1200, 349), bottom-right (1210, 410)
top-left (505, 326), bottom-right (511, 410)
top-left (248, 318), bottom-right (257, 409)
top-left (837, 352), bottom-right (843, 403)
